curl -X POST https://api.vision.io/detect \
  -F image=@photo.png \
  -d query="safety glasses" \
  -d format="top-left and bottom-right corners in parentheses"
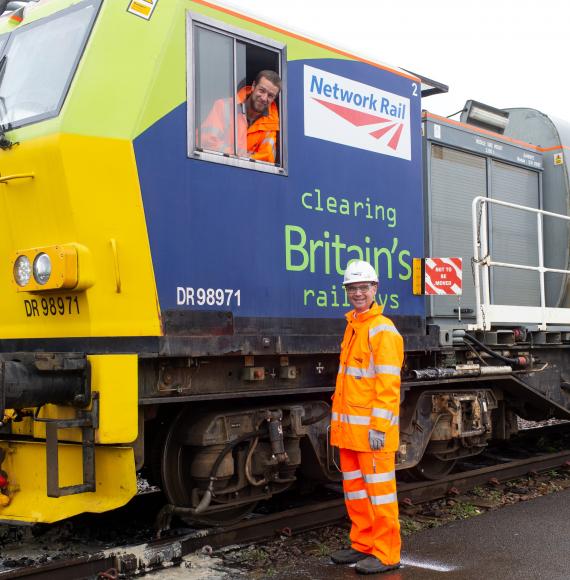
top-left (345, 284), bottom-right (375, 294)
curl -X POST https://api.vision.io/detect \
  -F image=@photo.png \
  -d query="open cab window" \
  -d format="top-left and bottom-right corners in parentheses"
top-left (187, 13), bottom-right (287, 175)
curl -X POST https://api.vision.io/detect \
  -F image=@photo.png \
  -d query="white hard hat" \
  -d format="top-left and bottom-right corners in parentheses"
top-left (343, 260), bottom-right (379, 285)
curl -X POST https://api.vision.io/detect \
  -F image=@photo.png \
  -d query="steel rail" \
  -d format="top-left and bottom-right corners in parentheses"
top-left (2, 449), bottom-right (570, 579)
top-left (398, 449), bottom-right (570, 504)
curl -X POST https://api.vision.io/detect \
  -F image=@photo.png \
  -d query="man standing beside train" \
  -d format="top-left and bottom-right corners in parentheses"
top-left (330, 260), bottom-right (403, 574)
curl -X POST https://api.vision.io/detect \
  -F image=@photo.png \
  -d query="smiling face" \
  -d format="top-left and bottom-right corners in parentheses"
top-left (345, 282), bottom-right (378, 313)
top-left (248, 76), bottom-right (280, 114)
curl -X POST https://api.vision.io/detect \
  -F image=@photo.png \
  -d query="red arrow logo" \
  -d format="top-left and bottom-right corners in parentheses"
top-left (313, 98), bottom-right (390, 126)
top-left (313, 98), bottom-right (404, 151)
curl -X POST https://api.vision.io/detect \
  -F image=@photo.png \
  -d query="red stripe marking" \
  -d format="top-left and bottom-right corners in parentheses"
top-left (370, 123), bottom-right (396, 139)
top-left (313, 98), bottom-right (391, 127)
top-left (425, 112), bottom-right (570, 153)
top-left (387, 123), bottom-right (404, 150)
top-left (422, 112), bottom-right (541, 152)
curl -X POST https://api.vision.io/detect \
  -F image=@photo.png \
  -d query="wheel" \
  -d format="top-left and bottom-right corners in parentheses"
top-left (160, 409), bottom-right (258, 527)
top-left (399, 454), bottom-right (457, 482)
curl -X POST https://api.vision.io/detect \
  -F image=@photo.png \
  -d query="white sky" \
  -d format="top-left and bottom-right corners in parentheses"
top-left (222, 0), bottom-right (570, 121)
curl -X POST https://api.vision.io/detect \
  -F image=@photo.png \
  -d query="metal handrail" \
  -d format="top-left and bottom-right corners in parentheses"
top-left (471, 196), bottom-right (570, 331)
top-left (0, 173), bottom-right (35, 184)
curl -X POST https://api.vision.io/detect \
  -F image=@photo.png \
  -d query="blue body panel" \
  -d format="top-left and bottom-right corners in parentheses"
top-left (134, 59), bottom-right (424, 319)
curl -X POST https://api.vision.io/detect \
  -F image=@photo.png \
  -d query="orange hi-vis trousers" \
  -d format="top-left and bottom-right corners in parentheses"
top-left (340, 448), bottom-right (401, 565)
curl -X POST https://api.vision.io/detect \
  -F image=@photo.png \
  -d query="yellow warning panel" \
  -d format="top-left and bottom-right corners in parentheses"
top-left (0, 441), bottom-right (136, 523)
top-left (412, 258), bottom-right (424, 295)
top-left (553, 152), bottom-right (564, 166)
top-left (127, 0), bottom-right (158, 20)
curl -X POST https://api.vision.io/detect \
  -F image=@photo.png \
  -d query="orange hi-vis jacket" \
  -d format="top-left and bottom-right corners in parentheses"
top-left (331, 303), bottom-right (404, 453)
top-left (199, 86), bottom-right (279, 163)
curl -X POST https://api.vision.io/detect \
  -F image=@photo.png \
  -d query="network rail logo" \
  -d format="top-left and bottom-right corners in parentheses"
top-left (304, 65), bottom-right (411, 161)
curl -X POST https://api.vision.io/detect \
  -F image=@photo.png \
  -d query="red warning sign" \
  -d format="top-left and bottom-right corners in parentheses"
top-left (424, 257), bottom-right (462, 295)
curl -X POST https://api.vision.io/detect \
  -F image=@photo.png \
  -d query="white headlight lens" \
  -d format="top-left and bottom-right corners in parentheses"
top-left (14, 256), bottom-right (32, 287)
top-left (33, 253), bottom-right (52, 285)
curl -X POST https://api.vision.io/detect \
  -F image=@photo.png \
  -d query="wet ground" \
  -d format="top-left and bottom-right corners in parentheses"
top-left (399, 487), bottom-right (570, 579)
top-left (145, 483), bottom-right (570, 579)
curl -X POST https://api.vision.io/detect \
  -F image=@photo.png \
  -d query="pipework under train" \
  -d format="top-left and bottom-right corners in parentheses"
top-left (0, 0), bottom-right (568, 524)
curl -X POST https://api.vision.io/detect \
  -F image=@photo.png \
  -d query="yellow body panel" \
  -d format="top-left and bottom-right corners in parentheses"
top-left (91, 354), bottom-right (139, 444)
top-left (0, 134), bottom-right (161, 339)
top-left (0, 441), bottom-right (136, 524)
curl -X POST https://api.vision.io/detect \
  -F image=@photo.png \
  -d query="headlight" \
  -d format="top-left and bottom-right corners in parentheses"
top-left (12, 245), bottom-right (80, 292)
top-left (33, 252), bottom-right (52, 285)
top-left (13, 255), bottom-right (32, 286)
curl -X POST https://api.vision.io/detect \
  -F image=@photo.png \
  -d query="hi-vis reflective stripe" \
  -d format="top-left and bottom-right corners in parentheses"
top-left (371, 409), bottom-right (399, 426)
top-left (223, 101), bottom-right (231, 133)
top-left (345, 489), bottom-right (368, 500)
top-left (369, 324), bottom-right (401, 339)
top-left (341, 413), bottom-right (370, 425)
top-left (345, 365), bottom-right (375, 378)
top-left (260, 132), bottom-right (276, 158)
top-left (338, 363), bottom-right (372, 377)
top-left (363, 470), bottom-right (396, 484)
top-left (338, 362), bottom-right (374, 378)
top-left (370, 492), bottom-right (398, 505)
top-left (331, 412), bottom-right (371, 425)
top-left (371, 408), bottom-right (393, 421)
top-left (375, 364), bottom-right (401, 376)
top-left (338, 360), bottom-right (400, 379)
top-left (333, 411), bottom-right (398, 427)
top-left (343, 469), bottom-right (363, 481)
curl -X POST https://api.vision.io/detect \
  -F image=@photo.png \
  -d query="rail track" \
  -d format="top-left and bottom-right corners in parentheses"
top-left (1, 434), bottom-right (569, 580)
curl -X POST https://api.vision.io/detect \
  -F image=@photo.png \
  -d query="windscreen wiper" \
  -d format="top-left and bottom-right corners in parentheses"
top-left (0, 53), bottom-right (8, 103)
top-left (0, 53), bottom-right (15, 150)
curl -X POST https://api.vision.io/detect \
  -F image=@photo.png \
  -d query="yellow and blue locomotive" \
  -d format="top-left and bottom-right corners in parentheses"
top-left (0, 0), bottom-right (568, 524)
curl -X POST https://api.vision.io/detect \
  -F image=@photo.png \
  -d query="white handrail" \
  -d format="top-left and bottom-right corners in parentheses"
top-left (471, 196), bottom-right (570, 331)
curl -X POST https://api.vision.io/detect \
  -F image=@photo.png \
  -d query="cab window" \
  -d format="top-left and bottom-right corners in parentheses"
top-left (187, 13), bottom-right (287, 175)
top-left (0, 1), bottom-right (98, 129)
